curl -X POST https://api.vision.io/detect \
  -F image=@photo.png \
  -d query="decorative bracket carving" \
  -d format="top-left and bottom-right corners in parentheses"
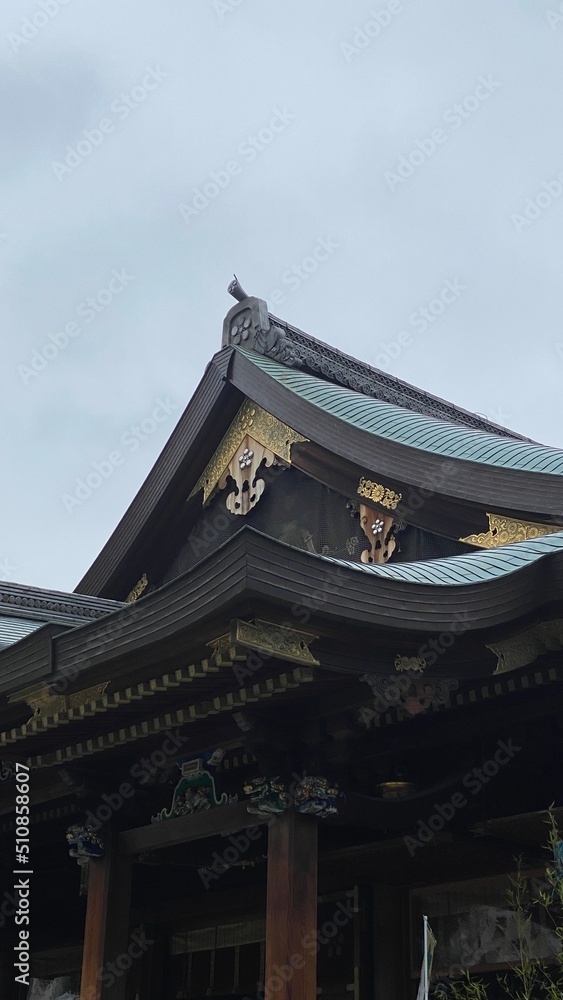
top-left (359, 505), bottom-right (396, 564)
top-left (209, 619), bottom-right (320, 667)
top-left (460, 512), bottom-right (563, 549)
top-left (487, 619), bottom-right (563, 674)
top-left (220, 436), bottom-right (276, 515)
top-left (8, 682), bottom-right (109, 725)
top-left (189, 399), bottom-right (307, 510)
top-left (232, 618), bottom-right (320, 666)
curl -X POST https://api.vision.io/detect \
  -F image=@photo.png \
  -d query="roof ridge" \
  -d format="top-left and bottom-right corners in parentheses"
top-left (270, 312), bottom-right (532, 441)
top-left (0, 579), bottom-right (124, 622)
top-left (236, 349), bottom-right (563, 475)
top-left (221, 293), bottom-right (533, 441)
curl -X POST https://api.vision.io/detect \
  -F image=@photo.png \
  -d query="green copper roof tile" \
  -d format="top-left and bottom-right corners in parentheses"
top-left (315, 530), bottom-right (563, 586)
top-left (239, 349), bottom-right (563, 475)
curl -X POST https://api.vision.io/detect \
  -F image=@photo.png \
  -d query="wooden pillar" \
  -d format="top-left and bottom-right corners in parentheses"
top-left (264, 810), bottom-right (318, 1000)
top-left (80, 845), bottom-right (133, 1000)
top-left (373, 885), bottom-right (410, 1000)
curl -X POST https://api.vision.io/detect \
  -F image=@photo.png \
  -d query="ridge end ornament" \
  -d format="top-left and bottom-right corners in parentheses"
top-left (223, 288), bottom-right (302, 367)
top-left (189, 399), bottom-right (308, 508)
top-left (460, 512), bottom-right (563, 549)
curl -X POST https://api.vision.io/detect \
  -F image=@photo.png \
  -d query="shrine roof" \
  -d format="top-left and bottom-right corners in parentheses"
top-left (3, 526), bottom-right (563, 701)
top-left (237, 349), bottom-right (563, 476)
top-left (0, 579), bottom-right (124, 640)
top-left (311, 528), bottom-right (563, 586)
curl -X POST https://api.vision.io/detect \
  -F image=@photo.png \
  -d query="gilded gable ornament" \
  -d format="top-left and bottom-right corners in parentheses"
top-left (357, 477), bottom-right (402, 510)
top-left (189, 400), bottom-right (308, 513)
top-left (126, 573), bottom-right (148, 603)
top-left (460, 513), bottom-right (562, 549)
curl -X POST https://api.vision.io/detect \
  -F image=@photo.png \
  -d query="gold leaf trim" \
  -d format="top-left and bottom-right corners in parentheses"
top-left (460, 512), bottom-right (563, 549)
top-left (394, 655), bottom-right (426, 674)
top-left (357, 477), bottom-right (402, 510)
top-left (189, 400), bottom-right (308, 505)
top-left (126, 574), bottom-right (148, 603)
top-left (231, 618), bottom-right (320, 666)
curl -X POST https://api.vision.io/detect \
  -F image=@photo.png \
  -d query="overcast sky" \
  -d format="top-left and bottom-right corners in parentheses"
top-left (2, 0), bottom-right (563, 594)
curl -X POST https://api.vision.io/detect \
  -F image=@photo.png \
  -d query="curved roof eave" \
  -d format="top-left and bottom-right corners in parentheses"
top-left (236, 349), bottom-right (563, 477)
top-left (307, 528), bottom-right (563, 586)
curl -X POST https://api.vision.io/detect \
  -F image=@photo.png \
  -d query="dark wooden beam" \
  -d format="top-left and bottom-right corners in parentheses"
top-left (265, 810), bottom-right (318, 1000)
top-left (80, 845), bottom-right (133, 1000)
top-left (118, 800), bottom-right (267, 856)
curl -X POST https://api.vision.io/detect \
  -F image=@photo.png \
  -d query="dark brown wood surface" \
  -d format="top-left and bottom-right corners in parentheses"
top-left (118, 800), bottom-right (268, 856)
top-left (265, 810), bottom-right (318, 1000)
top-left (80, 845), bottom-right (133, 1000)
